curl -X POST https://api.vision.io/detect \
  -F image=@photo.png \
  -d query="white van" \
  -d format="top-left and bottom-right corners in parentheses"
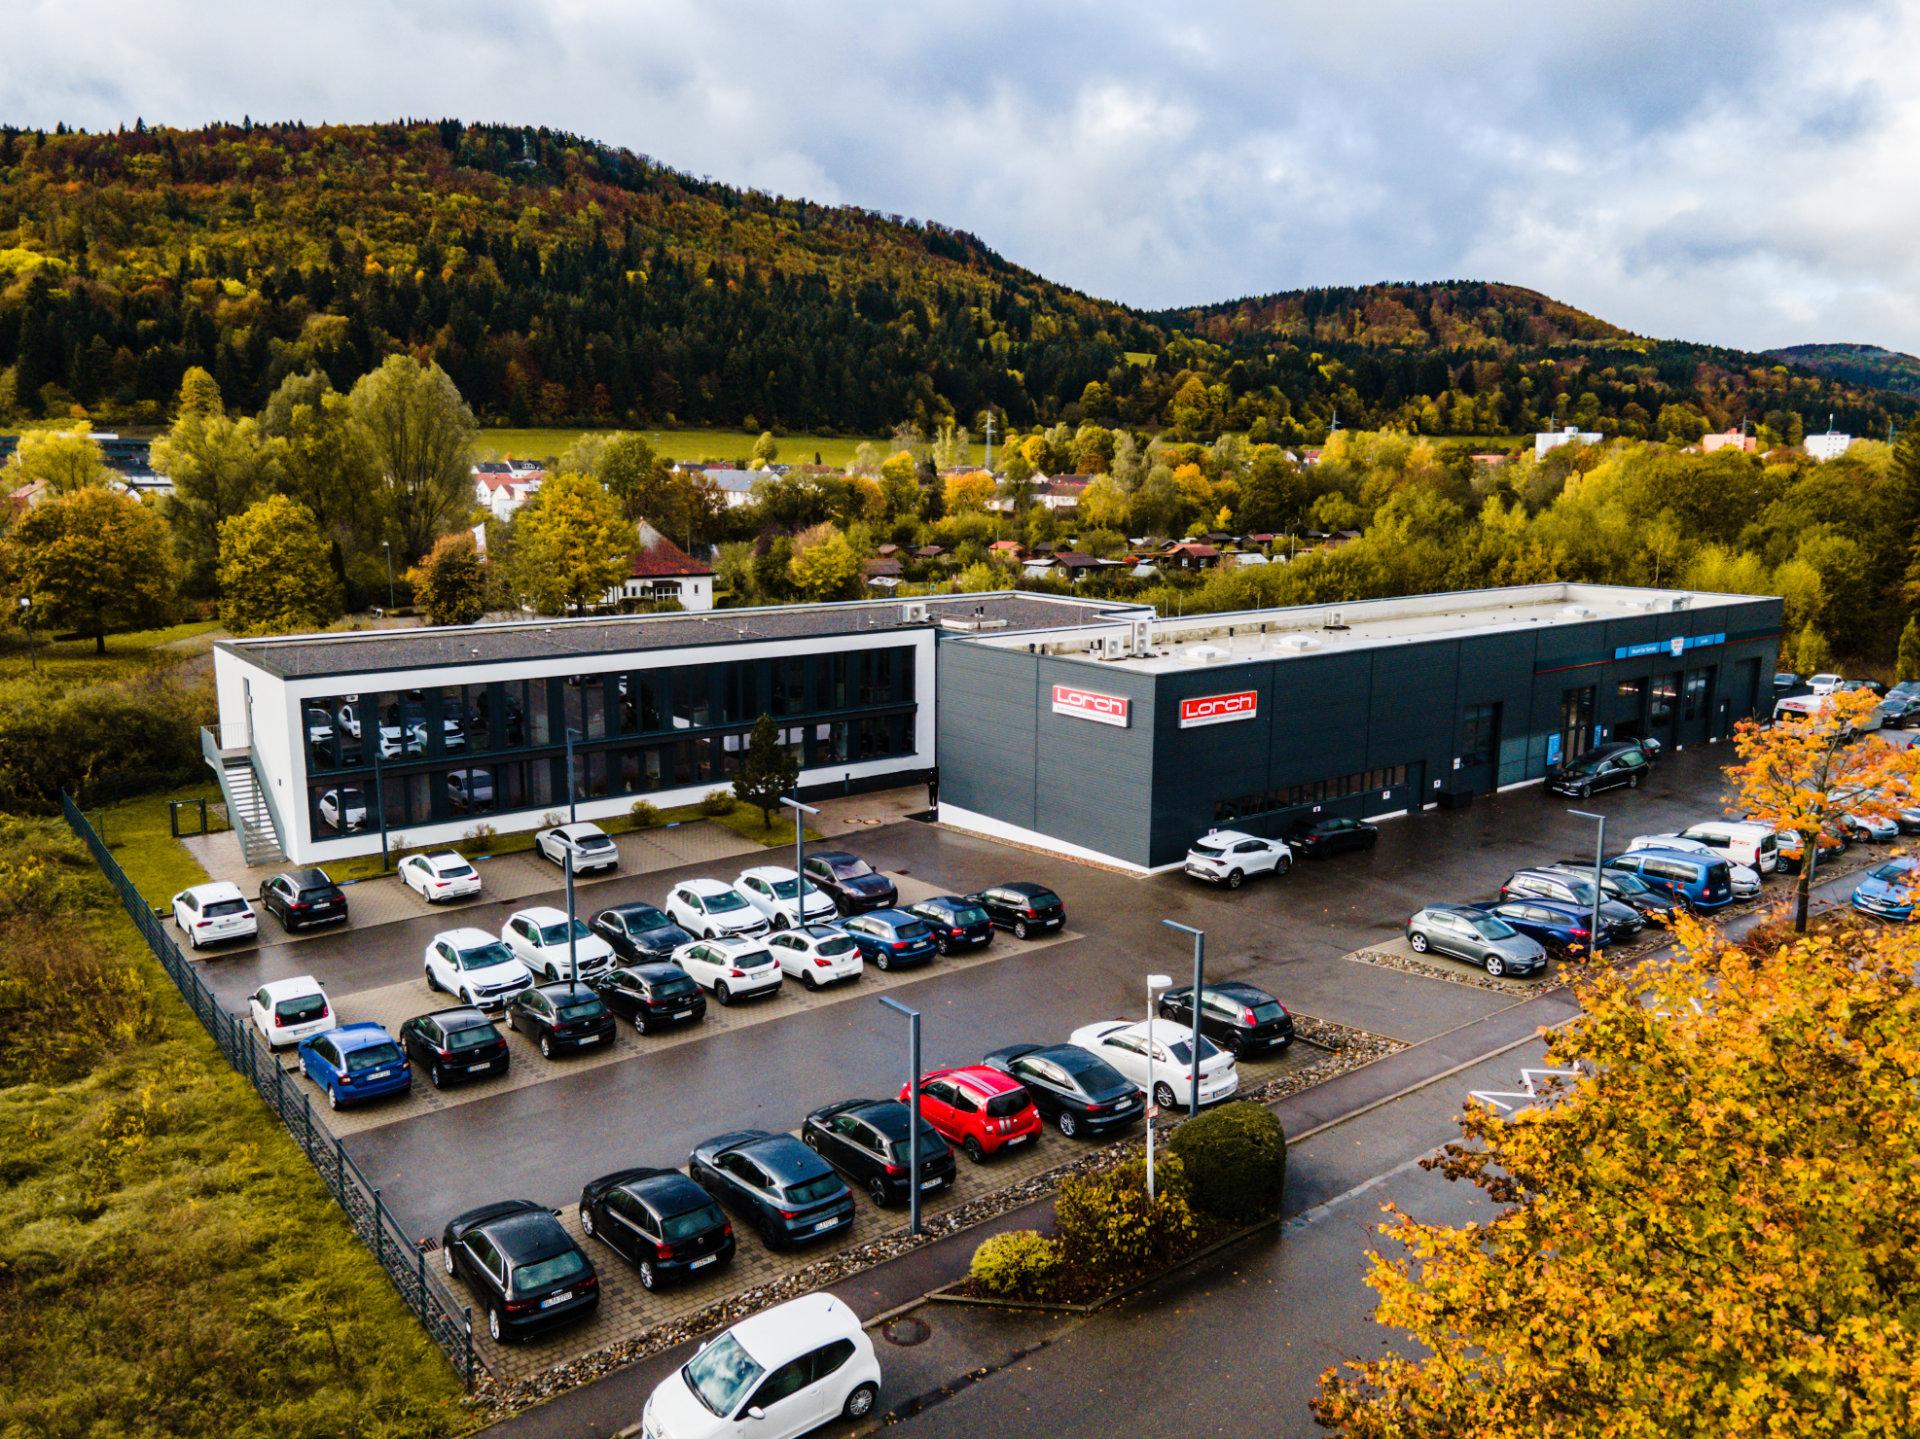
top-left (1773, 693), bottom-right (1880, 735)
top-left (1680, 820), bottom-right (1780, 875)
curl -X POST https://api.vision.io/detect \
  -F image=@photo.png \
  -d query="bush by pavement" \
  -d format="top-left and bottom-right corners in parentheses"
top-left (1167, 1100), bottom-right (1289, 1226)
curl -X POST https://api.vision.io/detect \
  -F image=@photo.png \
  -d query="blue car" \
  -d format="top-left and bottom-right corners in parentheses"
top-left (1471, 898), bottom-right (1626, 956)
top-left (298, 1022), bottom-right (412, 1110)
top-left (836, 908), bottom-right (940, 970)
top-left (1852, 858), bottom-right (1920, 921)
top-left (906, 895), bottom-right (995, 954)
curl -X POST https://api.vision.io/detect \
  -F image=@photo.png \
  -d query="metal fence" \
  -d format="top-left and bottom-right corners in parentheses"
top-left (61, 793), bottom-right (479, 1387)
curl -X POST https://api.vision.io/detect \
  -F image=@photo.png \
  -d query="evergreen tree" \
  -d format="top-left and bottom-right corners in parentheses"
top-left (732, 714), bottom-right (800, 828)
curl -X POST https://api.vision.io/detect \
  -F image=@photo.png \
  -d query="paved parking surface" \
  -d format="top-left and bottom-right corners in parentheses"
top-left (185, 741), bottom-right (1804, 1379)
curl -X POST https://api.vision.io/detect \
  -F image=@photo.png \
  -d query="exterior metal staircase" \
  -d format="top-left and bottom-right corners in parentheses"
top-left (202, 727), bottom-right (287, 867)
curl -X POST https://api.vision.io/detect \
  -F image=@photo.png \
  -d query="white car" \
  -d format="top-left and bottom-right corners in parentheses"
top-left (736, 866), bottom-right (839, 929)
top-left (1626, 835), bottom-right (1762, 897)
top-left (317, 787), bottom-right (369, 832)
top-left (172, 881), bottom-right (258, 949)
top-left (446, 768), bottom-right (493, 812)
top-left (1183, 830), bottom-right (1293, 888)
top-left (642, 1292), bottom-right (880, 1439)
top-left (424, 927), bottom-right (533, 1009)
top-left (1807, 673), bottom-right (1843, 695)
top-left (1068, 1018), bottom-right (1239, 1111)
top-left (767, 924), bottom-right (865, 989)
top-left (248, 976), bottom-right (333, 1048)
top-left (378, 722), bottom-right (426, 759)
top-left (536, 822), bottom-right (620, 874)
top-left (667, 878), bottom-right (773, 940)
top-left (501, 905), bottom-right (615, 982)
top-left (671, 936), bottom-right (782, 1005)
top-left (400, 850), bottom-right (483, 902)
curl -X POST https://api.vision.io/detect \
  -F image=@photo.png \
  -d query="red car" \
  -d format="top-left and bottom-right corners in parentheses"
top-left (900, 1065), bottom-right (1042, 1162)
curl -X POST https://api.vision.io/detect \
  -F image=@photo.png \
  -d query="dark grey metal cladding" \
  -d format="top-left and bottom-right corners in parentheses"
top-left (935, 642), bottom-right (1042, 832)
top-left (1031, 659), bottom-right (1156, 864)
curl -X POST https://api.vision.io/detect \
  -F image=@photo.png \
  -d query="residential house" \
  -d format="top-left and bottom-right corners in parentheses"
top-left (864, 557), bottom-right (904, 590)
top-left (1022, 552), bottom-right (1106, 584)
top-left (609, 522), bottom-right (714, 612)
top-left (1535, 425), bottom-right (1602, 459)
top-left (913, 544), bottom-right (946, 561)
top-left (1468, 452), bottom-right (1511, 466)
top-left (1035, 474), bottom-right (1093, 511)
top-left (1162, 542), bottom-right (1221, 571)
top-left (988, 540), bottom-right (1026, 563)
top-left (1805, 430), bottom-right (1854, 462)
top-left (1700, 429), bottom-right (1757, 454)
top-left (694, 466), bottom-right (763, 510)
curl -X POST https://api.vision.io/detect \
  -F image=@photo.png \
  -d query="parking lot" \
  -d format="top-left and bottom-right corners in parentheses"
top-left (182, 741), bottom-right (1804, 1377)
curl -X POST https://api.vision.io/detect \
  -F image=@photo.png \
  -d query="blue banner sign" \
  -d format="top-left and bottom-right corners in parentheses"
top-left (1613, 632), bottom-right (1725, 661)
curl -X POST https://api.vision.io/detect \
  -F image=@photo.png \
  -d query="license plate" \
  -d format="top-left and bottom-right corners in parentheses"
top-left (814, 1217), bottom-right (839, 1232)
top-left (690, 1254), bottom-right (718, 1268)
top-left (466, 1059), bottom-right (495, 1071)
top-left (668, 1006), bottom-right (690, 1016)
top-left (365, 1069), bottom-right (391, 1081)
top-left (920, 1177), bottom-right (941, 1190)
top-left (576, 1033), bottom-right (602, 1046)
top-left (1007, 1132), bottom-right (1032, 1145)
top-left (1043, 917), bottom-right (1061, 927)
top-left (540, 1290), bottom-right (572, 1308)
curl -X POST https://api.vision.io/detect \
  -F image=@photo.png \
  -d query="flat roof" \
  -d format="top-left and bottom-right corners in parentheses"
top-left (1000, 583), bottom-right (1777, 673)
top-left (218, 592), bottom-right (1145, 680)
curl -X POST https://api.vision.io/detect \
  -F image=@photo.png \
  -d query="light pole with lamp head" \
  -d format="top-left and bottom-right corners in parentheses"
top-left (1160, 920), bottom-right (1207, 1118)
top-left (1569, 809), bottom-right (1606, 961)
top-left (381, 540), bottom-right (395, 613)
top-left (781, 795), bottom-right (819, 928)
top-left (564, 847), bottom-right (579, 986)
top-left (877, 995), bottom-right (924, 1235)
top-left (16, 596), bottom-right (32, 674)
top-left (1144, 972), bottom-right (1173, 1201)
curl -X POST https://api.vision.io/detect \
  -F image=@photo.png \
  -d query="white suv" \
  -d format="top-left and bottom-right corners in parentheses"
top-left (172, 882), bottom-right (258, 949)
top-left (671, 936), bottom-right (783, 1005)
top-left (1068, 1018), bottom-right (1238, 1111)
top-left (424, 927), bottom-right (533, 1009)
top-left (1184, 830), bottom-right (1293, 888)
top-left (736, 866), bottom-right (839, 929)
top-left (667, 879), bottom-right (772, 940)
top-left (536, 822), bottom-right (620, 874)
top-left (501, 906), bottom-right (615, 981)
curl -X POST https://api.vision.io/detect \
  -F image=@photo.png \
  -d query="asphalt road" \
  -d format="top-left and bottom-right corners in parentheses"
top-left (201, 746), bottom-right (1752, 1236)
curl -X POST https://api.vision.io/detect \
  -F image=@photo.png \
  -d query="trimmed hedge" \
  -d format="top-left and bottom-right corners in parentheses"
top-left (968, 1229), bottom-right (1061, 1298)
top-left (1167, 1100), bottom-right (1288, 1225)
top-left (1054, 1152), bottom-right (1197, 1284)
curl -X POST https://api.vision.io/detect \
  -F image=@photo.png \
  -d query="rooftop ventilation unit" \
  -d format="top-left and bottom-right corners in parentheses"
top-left (1324, 609), bottom-right (1348, 630)
top-left (900, 601), bottom-right (930, 624)
top-left (1182, 644), bottom-right (1232, 666)
top-left (1273, 635), bottom-right (1321, 653)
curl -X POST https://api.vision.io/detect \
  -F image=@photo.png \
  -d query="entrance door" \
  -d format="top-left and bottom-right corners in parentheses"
top-left (1680, 667), bottom-right (1714, 747)
top-left (1649, 673), bottom-right (1681, 746)
top-left (1613, 678), bottom-right (1647, 742)
top-left (1456, 703), bottom-right (1501, 794)
top-left (1558, 685), bottom-right (1596, 765)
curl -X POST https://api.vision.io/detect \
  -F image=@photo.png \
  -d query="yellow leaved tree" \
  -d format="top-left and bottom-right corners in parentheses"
top-left (1723, 687), bottom-right (1919, 929)
top-left (1315, 913), bottom-right (1920, 1437)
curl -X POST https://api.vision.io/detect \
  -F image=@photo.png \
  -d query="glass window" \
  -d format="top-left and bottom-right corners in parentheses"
top-left (772, 657), bottom-right (807, 716)
top-left (821, 654), bottom-right (850, 709)
top-left (1460, 703), bottom-right (1498, 770)
top-left (467, 684), bottom-right (493, 753)
top-left (1683, 669), bottom-right (1710, 724)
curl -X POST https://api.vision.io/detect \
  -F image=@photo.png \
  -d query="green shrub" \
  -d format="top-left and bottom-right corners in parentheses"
top-left (968, 1229), bottom-right (1061, 1298)
top-left (1167, 1100), bottom-right (1289, 1225)
top-left (0, 669), bottom-right (209, 811)
top-left (1054, 1152), bottom-right (1197, 1284)
top-left (629, 799), bottom-right (663, 828)
top-left (699, 788), bottom-right (736, 817)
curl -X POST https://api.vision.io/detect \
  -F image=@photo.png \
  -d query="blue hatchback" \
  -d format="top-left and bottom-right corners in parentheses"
top-left (298, 1022), bottom-right (413, 1110)
top-left (836, 908), bottom-right (940, 970)
top-left (1471, 898), bottom-right (1623, 955)
top-left (1852, 858), bottom-right (1920, 921)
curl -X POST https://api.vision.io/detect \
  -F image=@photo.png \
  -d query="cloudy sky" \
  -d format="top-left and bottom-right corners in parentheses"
top-left (6, 1), bottom-right (1918, 353)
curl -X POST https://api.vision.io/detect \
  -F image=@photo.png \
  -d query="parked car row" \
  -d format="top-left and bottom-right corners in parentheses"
top-left (1183, 817), bottom-right (1380, 890)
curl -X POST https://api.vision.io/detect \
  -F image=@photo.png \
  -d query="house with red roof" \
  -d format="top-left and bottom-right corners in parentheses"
top-left (609, 522), bottom-right (714, 611)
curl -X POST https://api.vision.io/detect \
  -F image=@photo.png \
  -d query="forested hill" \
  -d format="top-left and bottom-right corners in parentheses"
top-left (0, 119), bottom-right (1912, 444)
top-left (1769, 343), bottom-right (1920, 397)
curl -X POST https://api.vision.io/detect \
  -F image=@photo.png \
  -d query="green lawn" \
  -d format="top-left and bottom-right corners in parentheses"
top-left (0, 620), bottom-right (220, 704)
top-left (86, 782), bottom-right (226, 908)
top-left (473, 426), bottom-right (989, 469)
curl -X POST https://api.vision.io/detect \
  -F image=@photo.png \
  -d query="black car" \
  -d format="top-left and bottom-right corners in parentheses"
top-left (1286, 816), bottom-right (1379, 857)
top-left (802, 1098), bottom-right (958, 1207)
top-left (398, 1006), bottom-right (510, 1088)
top-left (967, 882), bottom-right (1066, 939)
top-left (1877, 692), bottom-right (1920, 730)
top-left (590, 902), bottom-right (695, 961)
top-left (505, 983), bottom-right (618, 1058)
top-left (441, 1199), bottom-right (599, 1343)
top-left (590, 963), bottom-right (706, 1033)
top-left (1157, 981), bottom-right (1295, 1056)
top-left (256, 868), bottom-right (348, 932)
top-left (688, 1130), bottom-right (856, 1249)
top-left (1544, 862), bottom-right (1684, 922)
top-left (982, 1043), bottom-right (1143, 1139)
top-left (800, 851), bottom-right (898, 914)
top-left (906, 895), bottom-right (995, 954)
top-left (578, 1166), bottom-right (734, 1290)
top-left (1546, 740), bottom-right (1654, 799)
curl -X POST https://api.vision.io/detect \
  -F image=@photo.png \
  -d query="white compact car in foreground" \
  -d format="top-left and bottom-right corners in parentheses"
top-left (735, 866), bottom-right (839, 929)
top-left (248, 976), bottom-right (334, 1048)
top-left (766, 924), bottom-right (865, 988)
top-left (502, 906), bottom-right (615, 982)
top-left (536, 822), bottom-right (620, 874)
top-left (1068, 1018), bottom-right (1238, 1111)
top-left (1183, 829), bottom-right (1293, 888)
top-left (401, 850), bottom-right (484, 902)
top-left (172, 881), bottom-right (258, 949)
top-left (642, 1292), bottom-right (880, 1439)
top-left (424, 927), bottom-right (533, 1009)
top-left (671, 936), bottom-right (783, 1005)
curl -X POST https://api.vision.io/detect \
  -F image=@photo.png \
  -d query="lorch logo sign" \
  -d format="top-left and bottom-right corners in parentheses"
top-left (1179, 690), bottom-right (1259, 728)
top-left (1051, 684), bottom-right (1131, 727)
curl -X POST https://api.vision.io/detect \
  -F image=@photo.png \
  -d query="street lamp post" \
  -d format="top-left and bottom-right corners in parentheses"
top-left (781, 795), bottom-right (820, 928)
top-left (369, 724), bottom-right (390, 871)
top-left (1144, 972), bottom-right (1173, 1201)
top-left (1161, 920), bottom-right (1206, 1118)
top-left (381, 540), bottom-right (395, 613)
top-left (878, 995), bottom-right (924, 1236)
top-left (1569, 809), bottom-right (1606, 961)
top-left (564, 848), bottom-right (578, 984)
top-left (16, 596), bottom-right (33, 674)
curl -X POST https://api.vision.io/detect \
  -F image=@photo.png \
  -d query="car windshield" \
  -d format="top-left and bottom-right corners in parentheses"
top-left (1870, 863), bottom-right (1916, 883)
top-left (538, 919), bottom-right (593, 945)
top-left (1603, 871), bottom-right (1651, 895)
top-left (458, 942), bottom-right (516, 971)
top-left (618, 906), bottom-right (671, 931)
top-left (510, 1249), bottom-right (586, 1294)
top-left (345, 1042), bottom-right (402, 1073)
top-left (274, 995), bottom-right (327, 1023)
top-left (444, 1024), bottom-right (498, 1051)
top-left (662, 1203), bottom-right (726, 1241)
top-left (651, 975), bottom-right (698, 999)
top-left (950, 905), bottom-right (989, 926)
top-left (1167, 1036), bottom-right (1220, 1065)
top-left (783, 1173), bottom-right (844, 1205)
top-left (814, 936), bottom-right (856, 957)
top-left (555, 998), bottom-right (605, 1022)
top-left (984, 1092), bottom-right (1029, 1118)
top-left (763, 876), bottom-right (802, 899)
top-left (890, 1130), bottom-right (950, 1164)
top-left (1248, 1001), bottom-right (1287, 1022)
top-left (684, 1334), bottom-right (763, 1418)
top-left (1025, 889), bottom-right (1062, 908)
top-left (703, 890), bottom-right (748, 912)
top-left (204, 899), bottom-right (249, 918)
top-left (1468, 916), bottom-right (1517, 940)
top-left (828, 858), bottom-right (874, 878)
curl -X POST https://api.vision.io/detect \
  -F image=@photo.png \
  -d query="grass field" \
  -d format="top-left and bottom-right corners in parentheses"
top-left (87, 782), bottom-right (226, 908)
top-left (474, 426), bottom-right (990, 469)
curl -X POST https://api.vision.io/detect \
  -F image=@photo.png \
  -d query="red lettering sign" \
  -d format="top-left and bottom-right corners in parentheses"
top-left (1179, 690), bottom-right (1258, 729)
top-left (1051, 683), bottom-right (1131, 727)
